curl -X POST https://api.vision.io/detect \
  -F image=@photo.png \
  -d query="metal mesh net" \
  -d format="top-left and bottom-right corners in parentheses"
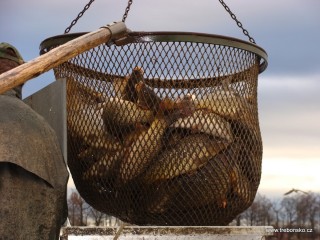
top-left (47, 31), bottom-right (266, 225)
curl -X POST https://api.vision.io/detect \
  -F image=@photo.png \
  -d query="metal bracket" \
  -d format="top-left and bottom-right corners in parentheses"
top-left (100, 21), bottom-right (130, 46)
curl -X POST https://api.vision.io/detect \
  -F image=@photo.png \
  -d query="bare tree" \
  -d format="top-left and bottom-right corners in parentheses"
top-left (271, 199), bottom-right (282, 228)
top-left (88, 206), bottom-right (105, 226)
top-left (242, 194), bottom-right (274, 226)
top-left (239, 192), bottom-right (320, 239)
top-left (256, 194), bottom-right (273, 226)
top-left (281, 196), bottom-right (297, 227)
top-left (243, 200), bottom-right (258, 225)
top-left (296, 192), bottom-right (319, 230)
top-left (68, 191), bottom-right (77, 226)
top-left (68, 191), bottom-right (89, 226)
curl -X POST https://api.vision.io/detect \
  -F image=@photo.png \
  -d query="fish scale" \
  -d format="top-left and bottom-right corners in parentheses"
top-left (143, 134), bottom-right (230, 183)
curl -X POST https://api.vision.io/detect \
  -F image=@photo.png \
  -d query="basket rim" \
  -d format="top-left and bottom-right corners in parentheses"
top-left (40, 31), bottom-right (268, 73)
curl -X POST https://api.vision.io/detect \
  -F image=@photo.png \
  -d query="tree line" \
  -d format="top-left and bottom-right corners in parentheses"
top-left (233, 191), bottom-right (320, 239)
top-left (67, 190), bottom-right (320, 239)
top-left (67, 191), bottom-right (121, 226)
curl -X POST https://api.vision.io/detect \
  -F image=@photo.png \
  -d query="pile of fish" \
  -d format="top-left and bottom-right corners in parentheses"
top-left (66, 66), bottom-right (262, 224)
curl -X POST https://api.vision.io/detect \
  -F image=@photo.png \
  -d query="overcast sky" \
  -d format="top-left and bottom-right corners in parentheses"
top-left (1, 0), bottom-right (320, 198)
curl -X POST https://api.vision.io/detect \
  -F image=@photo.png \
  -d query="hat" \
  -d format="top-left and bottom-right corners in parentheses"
top-left (0, 42), bottom-right (24, 65)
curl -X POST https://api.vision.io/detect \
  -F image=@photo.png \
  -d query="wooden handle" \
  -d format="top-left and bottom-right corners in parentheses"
top-left (0, 21), bottom-right (127, 94)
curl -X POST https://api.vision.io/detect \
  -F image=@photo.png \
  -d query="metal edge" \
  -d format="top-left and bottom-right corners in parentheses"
top-left (129, 32), bottom-right (268, 74)
top-left (39, 32), bottom-right (88, 54)
top-left (39, 31), bottom-right (268, 73)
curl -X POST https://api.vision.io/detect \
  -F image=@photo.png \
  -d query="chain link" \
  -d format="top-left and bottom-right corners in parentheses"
top-left (122, 0), bottom-right (133, 22)
top-left (63, 0), bottom-right (254, 44)
top-left (64, 0), bottom-right (96, 34)
top-left (218, 0), bottom-right (255, 44)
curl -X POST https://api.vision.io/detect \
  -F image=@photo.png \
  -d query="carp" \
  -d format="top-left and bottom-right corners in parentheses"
top-left (119, 98), bottom-right (193, 183)
top-left (143, 134), bottom-right (230, 183)
top-left (170, 109), bottom-right (233, 142)
top-left (101, 97), bottom-right (154, 140)
top-left (113, 66), bottom-right (144, 103)
top-left (82, 149), bottom-right (123, 180)
top-left (119, 116), bottom-right (169, 183)
top-left (135, 81), bottom-right (161, 112)
top-left (67, 78), bottom-right (116, 149)
top-left (192, 89), bottom-right (254, 121)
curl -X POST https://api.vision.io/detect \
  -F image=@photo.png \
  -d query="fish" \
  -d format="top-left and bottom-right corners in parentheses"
top-left (67, 77), bottom-right (104, 105)
top-left (113, 66), bottom-right (144, 103)
top-left (118, 98), bottom-right (190, 183)
top-left (82, 149), bottom-right (123, 180)
top-left (144, 182), bottom-right (178, 215)
top-left (68, 105), bottom-right (102, 137)
top-left (160, 94), bottom-right (195, 118)
top-left (143, 134), bottom-right (230, 183)
top-left (135, 81), bottom-right (161, 112)
top-left (175, 153), bottom-right (233, 209)
top-left (122, 124), bottom-right (149, 147)
top-left (230, 163), bottom-right (252, 206)
top-left (170, 109), bottom-right (233, 142)
top-left (119, 115), bottom-right (169, 183)
top-left (231, 120), bottom-right (262, 189)
top-left (192, 89), bottom-right (254, 121)
top-left (67, 78), bottom-right (118, 148)
top-left (101, 97), bottom-right (154, 140)
top-left (163, 129), bottom-right (185, 148)
top-left (112, 77), bottom-right (127, 98)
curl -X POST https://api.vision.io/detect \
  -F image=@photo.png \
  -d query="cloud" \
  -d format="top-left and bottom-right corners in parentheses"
top-left (258, 75), bottom-right (320, 158)
top-left (259, 157), bottom-right (320, 198)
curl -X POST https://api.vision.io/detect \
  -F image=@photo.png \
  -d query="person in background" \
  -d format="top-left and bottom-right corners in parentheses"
top-left (0, 42), bottom-right (69, 240)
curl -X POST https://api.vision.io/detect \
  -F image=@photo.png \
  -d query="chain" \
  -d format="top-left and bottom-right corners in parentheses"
top-left (218, 0), bottom-right (256, 44)
top-left (64, 0), bottom-right (96, 34)
top-left (122, 0), bottom-right (133, 22)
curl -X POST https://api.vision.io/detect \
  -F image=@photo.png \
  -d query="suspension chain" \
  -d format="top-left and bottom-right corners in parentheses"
top-left (218, 0), bottom-right (256, 44)
top-left (63, 0), bottom-right (254, 43)
top-left (122, 0), bottom-right (133, 22)
top-left (64, 0), bottom-right (96, 34)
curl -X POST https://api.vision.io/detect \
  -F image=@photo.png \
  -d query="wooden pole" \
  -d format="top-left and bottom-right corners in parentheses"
top-left (0, 21), bottom-right (127, 94)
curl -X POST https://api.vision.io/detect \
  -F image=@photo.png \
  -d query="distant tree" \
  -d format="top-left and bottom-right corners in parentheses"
top-left (68, 191), bottom-right (89, 226)
top-left (296, 193), bottom-right (310, 226)
top-left (88, 206), bottom-right (105, 226)
top-left (271, 199), bottom-right (282, 228)
top-left (281, 196), bottom-right (297, 227)
top-left (256, 194), bottom-right (273, 226)
top-left (68, 192), bottom-right (77, 226)
top-left (238, 192), bottom-right (320, 239)
top-left (243, 200), bottom-right (258, 225)
top-left (296, 192), bottom-right (319, 230)
top-left (242, 194), bottom-right (274, 226)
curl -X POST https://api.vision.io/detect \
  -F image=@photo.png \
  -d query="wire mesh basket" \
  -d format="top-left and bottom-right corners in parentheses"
top-left (41, 31), bottom-right (268, 225)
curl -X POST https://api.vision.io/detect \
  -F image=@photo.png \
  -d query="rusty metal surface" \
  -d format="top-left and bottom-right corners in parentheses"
top-left (42, 31), bottom-right (266, 226)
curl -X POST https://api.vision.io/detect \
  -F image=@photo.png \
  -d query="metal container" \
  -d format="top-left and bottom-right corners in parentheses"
top-left (40, 31), bottom-right (268, 225)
